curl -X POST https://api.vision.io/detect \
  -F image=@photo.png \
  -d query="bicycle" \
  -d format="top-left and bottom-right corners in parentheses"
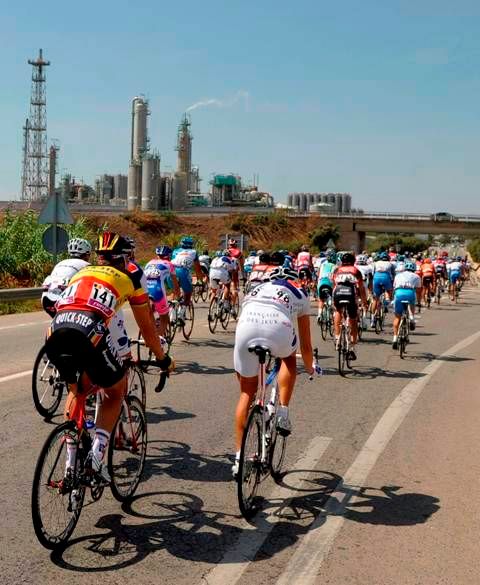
top-left (317, 294), bottom-right (334, 341)
top-left (237, 345), bottom-right (320, 519)
top-left (434, 280), bottom-right (442, 304)
top-left (166, 298), bottom-right (194, 341)
top-left (397, 300), bottom-right (411, 359)
top-left (357, 301), bottom-right (367, 342)
top-left (31, 353), bottom-right (160, 550)
top-left (372, 293), bottom-right (386, 334)
top-left (337, 301), bottom-right (354, 376)
top-left (208, 284), bottom-right (232, 333)
top-left (192, 279), bottom-right (209, 303)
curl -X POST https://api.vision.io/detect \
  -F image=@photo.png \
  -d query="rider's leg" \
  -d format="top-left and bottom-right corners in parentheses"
top-left (278, 352), bottom-right (297, 407)
top-left (234, 374), bottom-right (258, 452)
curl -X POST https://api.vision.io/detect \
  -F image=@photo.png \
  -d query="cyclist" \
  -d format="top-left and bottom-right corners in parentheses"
top-left (420, 257), bottom-right (436, 305)
top-left (245, 251), bottom-right (275, 291)
top-left (316, 250), bottom-right (336, 320)
top-left (243, 250), bottom-right (257, 279)
top-left (209, 249), bottom-right (236, 311)
top-left (433, 255), bottom-right (447, 290)
top-left (296, 245), bottom-right (314, 288)
top-left (447, 256), bottom-right (463, 300)
top-left (45, 232), bottom-right (172, 484)
top-left (41, 238), bottom-right (92, 316)
top-left (144, 245), bottom-right (181, 336)
top-left (370, 251), bottom-right (395, 329)
top-left (198, 249), bottom-right (211, 278)
top-left (227, 238), bottom-right (243, 310)
top-left (395, 254), bottom-right (406, 274)
top-left (332, 252), bottom-right (368, 361)
top-left (391, 260), bottom-right (421, 349)
top-left (171, 236), bottom-right (204, 322)
top-left (232, 265), bottom-right (313, 477)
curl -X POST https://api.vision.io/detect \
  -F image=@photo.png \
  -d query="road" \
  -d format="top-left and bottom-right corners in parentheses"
top-left (0, 286), bottom-right (479, 585)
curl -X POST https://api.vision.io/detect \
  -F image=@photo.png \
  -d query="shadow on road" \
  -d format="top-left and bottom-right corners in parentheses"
top-left (172, 361), bottom-right (235, 375)
top-left (183, 338), bottom-right (234, 350)
top-left (342, 367), bottom-right (427, 381)
top-left (145, 406), bottom-right (196, 426)
top-left (50, 469), bottom-right (439, 573)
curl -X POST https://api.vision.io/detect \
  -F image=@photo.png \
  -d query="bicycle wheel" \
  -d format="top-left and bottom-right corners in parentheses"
top-left (182, 302), bottom-right (195, 340)
top-left (220, 303), bottom-right (231, 330)
top-left (127, 363), bottom-right (147, 411)
top-left (109, 396), bottom-right (147, 502)
top-left (32, 421), bottom-right (86, 549)
top-left (269, 422), bottom-right (287, 482)
top-left (192, 283), bottom-right (200, 303)
top-left (399, 321), bottom-right (407, 359)
top-left (208, 297), bottom-right (219, 333)
top-left (237, 405), bottom-right (263, 519)
top-left (338, 331), bottom-right (346, 377)
top-left (32, 345), bottom-right (66, 419)
top-left (201, 282), bottom-right (209, 302)
top-left (319, 308), bottom-right (328, 340)
top-left (165, 304), bottom-right (178, 347)
top-left (232, 295), bottom-right (240, 320)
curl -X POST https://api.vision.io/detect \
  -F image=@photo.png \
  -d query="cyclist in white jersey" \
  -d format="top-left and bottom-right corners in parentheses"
top-left (232, 266), bottom-right (314, 477)
top-left (41, 238), bottom-right (92, 316)
top-left (209, 250), bottom-right (236, 309)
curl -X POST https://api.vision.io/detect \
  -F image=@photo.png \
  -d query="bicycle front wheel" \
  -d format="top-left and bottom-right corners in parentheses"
top-left (109, 396), bottom-right (147, 502)
top-left (127, 363), bottom-right (147, 410)
top-left (32, 345), bottom-right (66, 419)
top-left (208, 298), bottom-right (219, 333)
top-left (182, 302), bottom-right (195, 340)
top-left (201, 282), bottom-right (209, 302)
top-left (238, 405), bottom-right (263, 519)
top-left (32, 421), bottom-right (86, 549)
top-left (319, 308), bottom-right (328, 340)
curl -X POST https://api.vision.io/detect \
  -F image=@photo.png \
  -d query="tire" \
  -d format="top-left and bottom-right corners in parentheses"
top-left (192, 283), bottom-right (200, 304)
top-left (32, 345), bottom-right (66, 419)
top-left (220, 303), bottom-right (231, 330)
top-left (319, 308), bottom-right (328, 341)
top-left (127, 363), bottom-right (147, 411)
top-left (109, 396), bottom-right (147, 503)
top-left (182, 302), bottom-right (195, 340)
top-left (208, 298), bottom-right (219, 333)
top-left (32, 421), bottom-right (86, 549)
top-left (338, 332), bottom-right (346, 377)
top-left (269, 428), bottom-right (287, 482)
top-left (201, 282), bottom-right (209, 302)
top-left (237, 405), bottom-right (263, 519)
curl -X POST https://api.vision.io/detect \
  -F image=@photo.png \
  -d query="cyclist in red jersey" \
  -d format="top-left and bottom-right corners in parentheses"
top-left (227, 238), bottom-right (244, 309)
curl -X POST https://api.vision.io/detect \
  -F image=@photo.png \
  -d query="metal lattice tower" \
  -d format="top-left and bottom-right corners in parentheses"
top-left (21, 49), bottom-right (50, 201)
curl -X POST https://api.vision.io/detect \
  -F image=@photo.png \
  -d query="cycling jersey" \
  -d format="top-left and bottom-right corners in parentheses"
top-left (296, 251), bottom-right (312, 269)
top-left (234, 280), bottom-right (309, 377)
top-left (171, 247), bottom-right (198, 294)
top-left (372, 261), bottom-right (394, 297)
top-left (244, 255), bottom-right (257, 274)
top-left (209, 255), bottom-right (235, 286)
top-left (332, 266), bottom-right (364, 318)
top-left (393, 272), bottom-right (421, 315)
top-left (144, 258), bottom-right (175, 315)
top-left (41, 258), bottom-right (90, 316)
top-left (318, 261), bottom-right (336, 287)
top-left (394, 271), bottom-right (421, 290)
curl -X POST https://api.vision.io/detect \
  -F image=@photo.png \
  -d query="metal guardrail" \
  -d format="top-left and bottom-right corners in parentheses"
top-left (0, 287), bottom-right (43, 302)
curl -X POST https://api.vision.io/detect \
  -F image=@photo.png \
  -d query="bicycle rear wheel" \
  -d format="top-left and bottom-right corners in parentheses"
top-left (220, 304), bottom-right (231, 330)
top-left (109, 396), bottom-right (147, 502)
top-left (32, 345), bottom-right (66, 419)
top-left (192, 283), bottom-right (201, 303)
top-left (201, 282), bottom-right (209, 302)
top-left (319, 308), bottom-right (328, 340)
top-left (238, 405), bottom-right (263, 519)
top-left (338, 332), bottom-right (347, 377)
top-left (208, 298), bottom-right (219, 333)
top-left (182, 302), bottom-right (195, 340)
top-left (32, 421), bottom-right (86, 549)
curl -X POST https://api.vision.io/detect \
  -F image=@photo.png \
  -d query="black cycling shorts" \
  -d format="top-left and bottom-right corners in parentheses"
top-left (299, 267), bottom-right (312, 282)
top-left (45, 310), bottom-right (125, 388)
top-left (318, 284), bottom-right (333, 301)
top-left (422, 276), bottom-right (433, 287)
top-left (333, 285), bottom-right (358, 318)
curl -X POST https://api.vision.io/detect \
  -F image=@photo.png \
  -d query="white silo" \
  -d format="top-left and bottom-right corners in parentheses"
top-left (293, 193), bottom-right (300, 209)
top-left (132, 97), bottom-right (149, 162)
top-left (141, 157), bottom-right (154, 210)
top-left (127, 164), bottom-right (141, 210)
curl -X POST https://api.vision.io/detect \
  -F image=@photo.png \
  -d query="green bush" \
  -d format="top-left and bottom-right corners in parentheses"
top-left (467, 239), bottom-right (480, 263)
top-left (366, 234), bottom-right (431, 255)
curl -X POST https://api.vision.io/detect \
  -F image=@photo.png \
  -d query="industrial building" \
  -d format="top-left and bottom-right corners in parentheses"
top-left (210, 174), bottom-right (274, 207)
top-left (287, 192), bottom-right (352, 213)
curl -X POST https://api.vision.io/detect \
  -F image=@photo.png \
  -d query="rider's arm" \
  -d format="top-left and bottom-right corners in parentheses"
top-left (131, 302), bottom-right (166, 360)
top-left (170, 272), bottom-right (181, 298)
top-left (297, 314), bottom-right (314, 375)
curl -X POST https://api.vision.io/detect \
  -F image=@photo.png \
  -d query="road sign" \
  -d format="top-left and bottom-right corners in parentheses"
top-left (38, 193), bottom-right (74, 225)
top-left (42, 225), bottom-right (69, 254)
top-left (220, 233), bottom-right (249, 251)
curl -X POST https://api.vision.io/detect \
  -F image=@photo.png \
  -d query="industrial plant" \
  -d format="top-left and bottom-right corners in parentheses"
top-left (287, 192), bottom-right (354, 213)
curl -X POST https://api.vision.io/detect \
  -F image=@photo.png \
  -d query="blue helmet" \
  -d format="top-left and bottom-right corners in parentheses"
top-left (180, 236), bottom-right (194, 248)
top-left (156, 245), bottom-right (172, 257)
top-left (405, 260), bottom-right (416, 272)
top-left (379, 251), bottom-right (389, 261)
top-left (456, 256), bottom-right (462, 262)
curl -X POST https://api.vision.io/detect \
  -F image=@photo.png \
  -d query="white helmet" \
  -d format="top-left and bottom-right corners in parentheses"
top-left (356, 254), bottom-right (368, 265)
top-left (67, 238), bottom-right (92, 257)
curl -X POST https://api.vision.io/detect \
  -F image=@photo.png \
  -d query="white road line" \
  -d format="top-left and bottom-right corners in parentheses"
top-left (201, 435), bottom-right (332, 585)
top-left (0, 370), bottom-right (32, 384)
top-left (0, 320), bottom-right (49, 332)
top-left (276, 329), bottom-right (480, 585)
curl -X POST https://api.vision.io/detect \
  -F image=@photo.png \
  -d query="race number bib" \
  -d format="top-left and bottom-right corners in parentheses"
top-left (87, 282), bottom-right (116, 317)
top-left (57, 280), bottom-right (80, 306)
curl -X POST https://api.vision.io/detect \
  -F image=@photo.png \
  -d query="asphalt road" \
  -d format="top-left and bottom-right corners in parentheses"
top-left (0, 286), bottom-right (479, 585)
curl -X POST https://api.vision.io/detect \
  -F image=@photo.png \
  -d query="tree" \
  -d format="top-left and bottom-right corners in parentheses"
top-left (467, 239), bottom-right (480, 263)
top-left (310, 223), bottom-right (340, 251)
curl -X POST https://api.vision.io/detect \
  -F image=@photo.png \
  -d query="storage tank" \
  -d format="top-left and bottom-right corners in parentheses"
top-left (132, 97), bottom-right (149, 162)
top-left (287, 194), bottom-right (293, 207)
top-left (172, 171), bottom-right (187, 210)
top-left (114, 174), bottom-right (128, 200)
top-left (343, 193), bottom-right (352, 212)
top-left (127, 164), bottom-right (141, 210)
top-left (293, 194), bottom-right (300, 209)
top-left (141, 157), bottom-right (155, 210)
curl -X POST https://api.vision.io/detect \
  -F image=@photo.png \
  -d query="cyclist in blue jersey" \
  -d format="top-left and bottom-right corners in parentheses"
top-left (171, 236), bottom-right (205, 321)
top-left (316, 251), bottom-right (336, 320)
top-left (370, 251), bottom-right (395, 329)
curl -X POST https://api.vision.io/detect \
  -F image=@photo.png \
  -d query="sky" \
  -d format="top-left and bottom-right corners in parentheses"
top-left (1, 0), bottom-right (480, 213)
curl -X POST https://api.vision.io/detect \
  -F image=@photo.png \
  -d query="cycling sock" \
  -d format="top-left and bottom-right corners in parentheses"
top-left (235, 450), bottom-right (240, 460)
top-left (393, 334), bottom-right (398, 342)
top-left (92, 428), bottom-right (110, 462)
top-left (277, 405), bottom-right (289, 419)
top-left (65, 437), bottom-right (77, 471)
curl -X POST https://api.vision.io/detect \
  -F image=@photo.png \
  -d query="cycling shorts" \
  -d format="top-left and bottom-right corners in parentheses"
top-left (333, 284), bottom-right (358, 319)
top-left (209, 269), bottom-right (230, 288)
top-left (298, 267), bottom-right (312, 282)
top-left (393, 289), bottom-right (416, 316)
top-left (422, 276), bottom-right (433, 287)
top-left (45, 310), bottom-right (125, 387)
top-left (175, 267), bottom-right (193, 295)
top-left (373, 273), bottom-right (392, 298)
top-left (317, 283), bottom-right (333, 301)
top-left (450, 270), bottom-right (461, 284)
top-left (234, 307), bottom-right (297, 377)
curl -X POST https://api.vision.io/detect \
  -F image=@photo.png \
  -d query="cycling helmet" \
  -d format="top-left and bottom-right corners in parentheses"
top-left (341, 252), bottom-right (355, 266)
top-left (256, 249), bottom-right (264, 255)
top-left (397, 254), bottom-right (405, 262)
top-left (356, 254), bottom-right (368, 265)
top-left (96, 232), bottom-right (131, 257)
top-left (404, 251), bottom-right (410, 258)
top-left (379, 251), bottom-right (389, 261)
top-left (456, 256), bottom-right (462, 262)
top-left (156, 245), bottom-right (172, 257)
top-left (258, 252), bottom-right (271, 264)
top-left (270, 251), bottom-right (286, 266)
top-left (327, 251), bottom-right (337, 263)
top-left (180, 236), bottom-right (194, 248)
top-left (301, 245), bottom-right (308, 252)
top-left (228, 238), bottom-right (237, 246)
top-left (249, 250), bottom-right (256, 256)
top-left (405, 261), bottom-right (416, 272)
top-left (124, 235), bottom-right (135, 250)
top-left (268, 266), bottom-right (299, 282)
top-left (67, 238), bottom-right (91, 257)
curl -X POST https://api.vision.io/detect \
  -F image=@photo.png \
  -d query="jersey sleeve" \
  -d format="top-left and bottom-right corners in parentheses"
top-left (126, 267), bottom-right (149, 306)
